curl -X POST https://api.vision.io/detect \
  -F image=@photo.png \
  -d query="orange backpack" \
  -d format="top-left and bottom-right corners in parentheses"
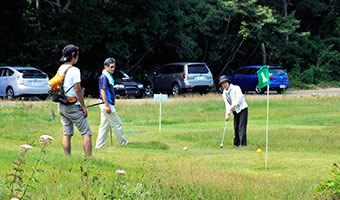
top-left (48, 66), bottom-right (77, 104)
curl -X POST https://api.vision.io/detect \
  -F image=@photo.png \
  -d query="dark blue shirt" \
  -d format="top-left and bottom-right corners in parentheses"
top-left (99, 74), bottom-right (115, 105)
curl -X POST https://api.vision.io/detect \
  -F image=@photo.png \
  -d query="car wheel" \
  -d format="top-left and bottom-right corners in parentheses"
top-left (255, 85), bottom-right (265, 94)
top-left (144, 83), bottom-right (153, 97)
top-left (39, 94), bottom-right (48, 100)
top-left (199, 90), bottom-right (209, 95)
top-left (276, 89), bottom-right (285, 94)
top-left (6, 87), bottom-right (15, 100)
top-left (172, 83), bottom-right (180, 96)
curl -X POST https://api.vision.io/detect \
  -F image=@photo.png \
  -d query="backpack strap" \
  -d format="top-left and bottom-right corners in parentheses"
top-left (61, 66), bottom-right (78, 103)
top-left (61, 66), bottom-right (74, 94)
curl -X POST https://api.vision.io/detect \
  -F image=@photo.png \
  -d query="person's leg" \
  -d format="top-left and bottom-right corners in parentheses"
top-left (239, 108), bottom-right (248, 146)
top-left (59, 104), bottom-right (74, 156)
top-left (96, 108), bottom-right (109, 148)
top-left (83, 135), bottom-right (92, 157)
top-left (105, 105), bottom-right (128, 145)
top-left (233, 112), bottom-right (240, 146)
top-left (63, 135), bottom-right (72, 155)
top-left (68, 105), bottom-right (92, 156)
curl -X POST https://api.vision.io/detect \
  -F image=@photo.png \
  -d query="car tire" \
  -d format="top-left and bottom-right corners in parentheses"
top-left (255, 84), bottom-right (265, 94)
top-left (144, 83), bottom-right (153, 97)
top-left (38, 94), bottom-right (48, 100)
top-left (172, 83), bottom-right (180, 96)
top-left (6, 87), bottom-right (15, 100)
top-left (276, 89), bottom-right (285, 94)
top-left (199, 90), bottom-right (209, 95)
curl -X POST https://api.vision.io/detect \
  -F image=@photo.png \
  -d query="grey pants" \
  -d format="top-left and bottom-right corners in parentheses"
top-left (58, 103), bottom-right (92, 136)
top-left (233, 108), bottom-right (248, 146)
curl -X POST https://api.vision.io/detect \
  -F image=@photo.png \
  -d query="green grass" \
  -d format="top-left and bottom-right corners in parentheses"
top-left (0, 95), bottom-right (339, 199)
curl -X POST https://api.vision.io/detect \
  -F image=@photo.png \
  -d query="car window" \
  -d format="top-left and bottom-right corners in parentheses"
top-left (188, 64), bottom-right (209, 74)
top-left (17, 69), bottom-right (46, 78)
top-left (234, 68), bottom-right (249, 75)
top-left (113, 71), bottom-right (130, 80)
top-left (269, 69), bottom-right (286, 76)
top-left (175, 65), bottom-right (184, 73)
top-left (0, 69), bottom-right (5, 77)
top-left (6, 69), bottom-right (14, 76)
top-left (158, 66), bottom-right (169, 74)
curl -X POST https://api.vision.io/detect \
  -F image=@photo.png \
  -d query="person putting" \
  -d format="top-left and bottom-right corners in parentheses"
top-left (219, 75), bottom-right (248, 147)
top-left (95, 58), bottom-right (130, 148)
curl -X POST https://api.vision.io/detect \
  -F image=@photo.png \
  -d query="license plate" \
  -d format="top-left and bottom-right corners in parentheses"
top-left (196, 76), bottom-right (205, 80)
top-left (32, 82), bottom-right (41, 86)
top-left (280, 85), bottom-right (286, 88)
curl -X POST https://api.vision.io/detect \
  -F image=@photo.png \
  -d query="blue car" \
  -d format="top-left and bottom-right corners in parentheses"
top-left (227, 66), bottom-right (290, 94)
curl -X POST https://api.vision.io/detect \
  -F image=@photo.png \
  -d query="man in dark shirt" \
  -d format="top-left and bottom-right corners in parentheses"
top-left (95, 58), bottom-right (129, 148)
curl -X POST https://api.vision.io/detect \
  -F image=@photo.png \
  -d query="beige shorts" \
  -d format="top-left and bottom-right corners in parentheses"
top-left (58, 104), bottom-right (92, 136)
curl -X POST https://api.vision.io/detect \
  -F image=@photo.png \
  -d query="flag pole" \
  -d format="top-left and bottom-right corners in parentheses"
top-left (265, 83), bottom-right (269, 170)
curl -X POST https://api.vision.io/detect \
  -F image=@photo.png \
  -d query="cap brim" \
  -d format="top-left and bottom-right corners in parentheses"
top-left (60, 56), bottom-right (68, 62)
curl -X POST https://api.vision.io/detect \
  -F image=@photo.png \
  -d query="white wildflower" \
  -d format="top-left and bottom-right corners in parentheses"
top-left (115, 169), bottom-right (125, 175)
top-left (11, 198), bottom-right (20, 200)
top-left (20, 144), bottom-right (32, 151)
top-left (40, 135), bottom-right (54, 144)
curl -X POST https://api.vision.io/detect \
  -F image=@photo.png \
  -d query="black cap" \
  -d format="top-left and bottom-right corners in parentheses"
top-left (60, 44), bottom-right (79, 62)
top-left (218, 75), bottom-right (231, 86)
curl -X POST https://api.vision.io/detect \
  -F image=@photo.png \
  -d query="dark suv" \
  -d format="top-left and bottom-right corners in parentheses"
top-left (82, 70), bottom-right (144, 98)
top-left (144, 62), bottom-right (214, 96)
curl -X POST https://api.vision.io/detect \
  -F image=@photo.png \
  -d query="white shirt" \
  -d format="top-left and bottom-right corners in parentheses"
top-left (223, 84), bottom-right (248, 116)
top-left (58, 64), bottom-right (81, 105)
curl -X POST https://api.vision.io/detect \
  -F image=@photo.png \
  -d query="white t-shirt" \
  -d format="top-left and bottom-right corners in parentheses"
top-left (58, 64), bottom-right (81, 104)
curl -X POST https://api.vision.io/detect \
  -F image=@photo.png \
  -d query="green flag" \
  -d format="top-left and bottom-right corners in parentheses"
top-left (257, 65), bottom-right (270, 89)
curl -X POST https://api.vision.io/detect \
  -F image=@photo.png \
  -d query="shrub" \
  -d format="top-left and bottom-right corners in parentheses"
top-left (315, 163), bottom-right (340, 200)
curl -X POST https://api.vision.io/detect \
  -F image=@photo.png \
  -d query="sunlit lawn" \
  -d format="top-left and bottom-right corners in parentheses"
top-left (0, 94), bottom-right (339, 199)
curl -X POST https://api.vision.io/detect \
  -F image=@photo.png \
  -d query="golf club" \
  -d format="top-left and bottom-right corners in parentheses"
top-left (220, 120), bottom-right (228, 148)
top-left (86, 102), bottom-right (104, 108)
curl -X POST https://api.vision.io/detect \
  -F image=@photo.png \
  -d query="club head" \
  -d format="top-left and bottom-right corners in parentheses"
top-left (220, 144), bottom-right (223, 148)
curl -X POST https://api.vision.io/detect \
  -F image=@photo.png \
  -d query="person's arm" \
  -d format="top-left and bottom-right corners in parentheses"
top-left (74, 82), bottom-right (88, 118)
top-left (222, 91), bottom-right (232, 120)
top-left (101, 89), bottom-right (111, 114)
top-left (231, 86), bottom-right (242, 109)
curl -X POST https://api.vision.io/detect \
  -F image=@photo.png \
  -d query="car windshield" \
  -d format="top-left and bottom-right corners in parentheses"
top-left (113, 71), bottom-right (130, 80)
top-left (188, 64), bottom-right (209, 74)
top-left (269, 69), bottom-right (286, 76)
top-left (17, 69), bottom-right (47, 78)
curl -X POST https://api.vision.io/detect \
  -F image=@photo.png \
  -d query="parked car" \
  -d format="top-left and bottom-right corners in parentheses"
top-left (144, 62), bottom-right (214, 96)
top-left (82, 70), bottom-right (144, 98)
top-left (0, 66), bottom-right (49, 99)
top-left (221, 65), bottom-right (290, 94)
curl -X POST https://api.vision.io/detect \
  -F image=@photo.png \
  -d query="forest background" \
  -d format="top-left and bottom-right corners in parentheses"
top-left (0, 0), bottom-right (339, 88)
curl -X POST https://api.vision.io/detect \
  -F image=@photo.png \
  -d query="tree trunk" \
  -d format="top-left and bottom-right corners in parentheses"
top-left (36, 0), bottom-right (39, 9)
top-left (261, 42), bottom-right (267, 65)
top-left (282, 0), bottom-right (289, 45)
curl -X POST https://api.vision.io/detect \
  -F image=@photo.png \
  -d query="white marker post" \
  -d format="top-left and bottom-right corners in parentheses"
top-left (153, 93), bottom-right (168, 133)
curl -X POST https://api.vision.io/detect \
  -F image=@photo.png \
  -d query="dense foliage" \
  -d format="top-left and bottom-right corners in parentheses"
top-left (0, 0), bottom-right (339, 86)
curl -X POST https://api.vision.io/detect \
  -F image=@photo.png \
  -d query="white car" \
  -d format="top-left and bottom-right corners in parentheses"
top-left (0, 66), bottom-right (49, 100)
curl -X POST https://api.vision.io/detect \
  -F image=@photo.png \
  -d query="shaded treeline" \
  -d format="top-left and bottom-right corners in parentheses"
top-left (0, 0), bottom-right (339, 85)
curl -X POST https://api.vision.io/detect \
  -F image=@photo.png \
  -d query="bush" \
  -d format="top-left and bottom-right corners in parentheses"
top-left (315, 163), bottom-right (340, 200)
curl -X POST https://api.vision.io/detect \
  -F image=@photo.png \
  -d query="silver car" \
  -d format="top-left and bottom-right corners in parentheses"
top-left (0, 66), bottom-right (49, 100)
top-left (144, 62), bottom-right (214, 96)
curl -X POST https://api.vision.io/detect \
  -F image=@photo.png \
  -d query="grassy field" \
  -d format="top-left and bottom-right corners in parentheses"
top-left (0, 94), bottom-right (339, 199)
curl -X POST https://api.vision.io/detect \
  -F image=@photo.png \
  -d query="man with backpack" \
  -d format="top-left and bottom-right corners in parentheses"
top-left (57, 44), bottom-right (92, 157)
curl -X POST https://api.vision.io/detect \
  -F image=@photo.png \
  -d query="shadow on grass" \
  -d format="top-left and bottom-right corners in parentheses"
top-left (121, 141), bottom-right (169, 150)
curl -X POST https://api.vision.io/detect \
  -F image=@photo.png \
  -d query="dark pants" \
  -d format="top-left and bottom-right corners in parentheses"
top-left (233, 108), bottom-right (248, 146)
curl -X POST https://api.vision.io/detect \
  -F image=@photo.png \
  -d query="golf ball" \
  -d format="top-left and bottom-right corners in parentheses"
top-left (183, 147), bottom-right (188, 151)
top-left (257, 149), bottom-right (262, 154)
